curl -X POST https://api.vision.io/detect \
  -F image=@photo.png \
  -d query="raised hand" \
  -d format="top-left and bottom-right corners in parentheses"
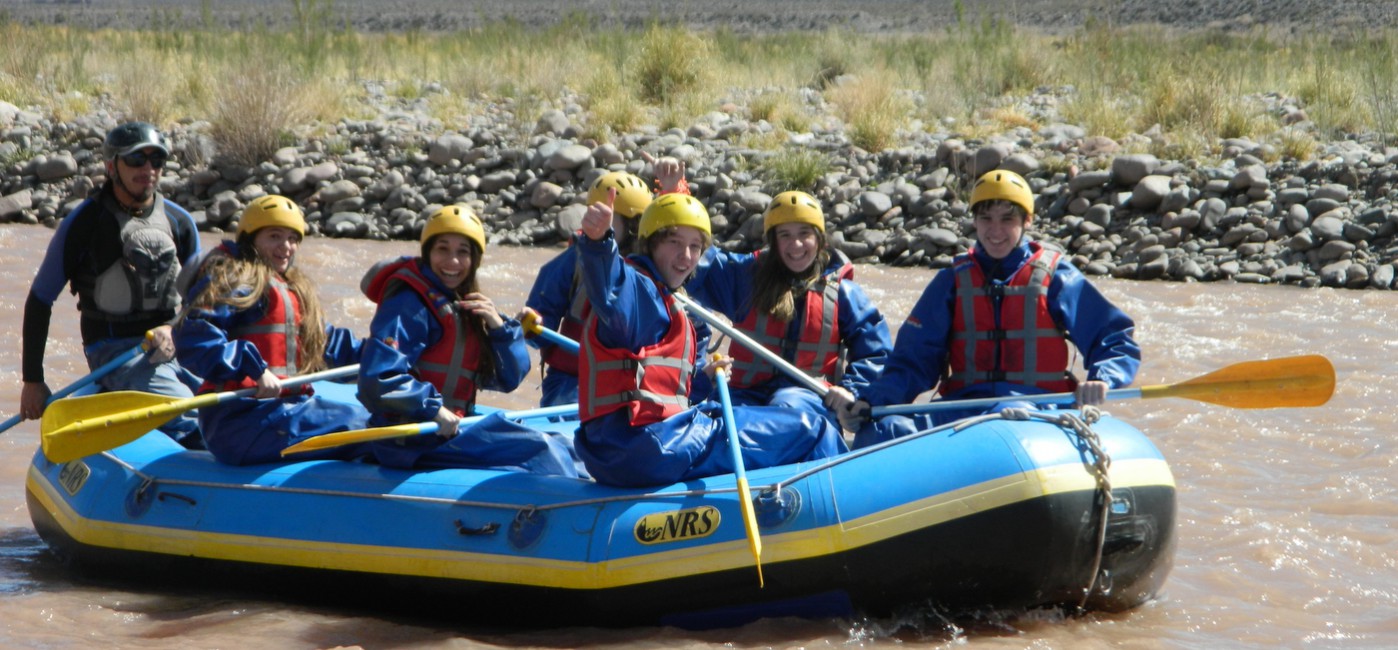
top-left (581, 187), bottom-right (616, 241)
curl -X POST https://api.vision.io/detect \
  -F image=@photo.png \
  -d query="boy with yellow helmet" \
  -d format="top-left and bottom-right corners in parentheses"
top-left (571, 182), bottom-right (845, 487)
top-left (517, 155), bottom-right (688, 408)
top-left (354, 205), bottom-right (580, 474)
top-left (688, 190), bottom-right (892, 445)
top-left (174, 195), bottom-right (370, 465)
top-left (842, 169), bottom-right (1141, 444)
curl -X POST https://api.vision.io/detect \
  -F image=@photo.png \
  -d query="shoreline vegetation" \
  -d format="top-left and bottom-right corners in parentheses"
top-left (4, 2), bottom-right (1398, 289)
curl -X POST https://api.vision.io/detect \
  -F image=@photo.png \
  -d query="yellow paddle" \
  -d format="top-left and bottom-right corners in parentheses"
top-left (711, 353), bottom-right (764, 588)
top-left (870, 354), bottom-right (1336, 417)
top-left (41, 365), bottom-right (360, 464)
top-left (279, 403), bottom-right (580, 456)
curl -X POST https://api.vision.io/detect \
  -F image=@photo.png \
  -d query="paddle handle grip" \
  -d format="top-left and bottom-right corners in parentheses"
top-left (521, 310), bottom-right (580, 354)
top-left (673, 292), bottom-right (829, 397)
top-left (0, 343), bottom-right (146, 435)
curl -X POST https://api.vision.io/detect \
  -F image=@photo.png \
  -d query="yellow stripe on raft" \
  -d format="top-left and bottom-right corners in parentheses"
top-left (26, 458), bottom-right (1173, 589)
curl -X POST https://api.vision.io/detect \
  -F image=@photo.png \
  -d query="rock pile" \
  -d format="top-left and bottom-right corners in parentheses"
top-left (2, 85), bottom-right (1396, 290)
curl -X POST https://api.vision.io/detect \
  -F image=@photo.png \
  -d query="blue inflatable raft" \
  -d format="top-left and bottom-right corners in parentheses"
top-left (25, 381), bottom-right (1175, 628)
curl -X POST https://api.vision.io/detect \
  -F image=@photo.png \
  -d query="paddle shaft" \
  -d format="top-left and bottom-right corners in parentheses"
top-left (532, 325), bottom-right (579, 354)
top-left (0, 342), bottom-right (146, 435)
top-left (672, 292), bottom-right (829, 397)
top-left (280, 403), bottom-right (580, 455)
top-left (870, 388), bottom-right (1122, 417)
top-left (713, 359), bottom-right (764, 588)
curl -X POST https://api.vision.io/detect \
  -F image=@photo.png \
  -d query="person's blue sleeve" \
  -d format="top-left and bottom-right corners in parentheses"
top-left (524, 246), bottom-right (577, 352)
top-left (173, 300), bottom-right (269, 384)
top-left (357, 290), bottom-right (442, 423)
top-left (836, 281), bottom-right (893, 395)
top-left (1048, 264), bottom-right (1141, 389)
top-left (28, 208), bottom-right (79, 305)
top-left (322, 324), bottom-right (362, 369)
top-left (481, 317), bottom-right (532, 393)
top-left (688, 247), bottom-right (756, 320)
top-left (860, 269), bottom-right (956, 407)
top-left (576, 233), bottom-right (670, 350)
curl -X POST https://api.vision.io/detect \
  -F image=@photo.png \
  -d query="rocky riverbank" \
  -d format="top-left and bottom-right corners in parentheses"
top-left (2, 80), bottom-right (1397, 290)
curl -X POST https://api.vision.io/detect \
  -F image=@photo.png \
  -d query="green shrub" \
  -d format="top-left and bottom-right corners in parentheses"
top-left (760, 148), bottom-right (832, 193)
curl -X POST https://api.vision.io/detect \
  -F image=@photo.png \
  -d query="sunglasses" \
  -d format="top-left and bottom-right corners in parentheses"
top-left (120, 150), bottom-right (168, 169)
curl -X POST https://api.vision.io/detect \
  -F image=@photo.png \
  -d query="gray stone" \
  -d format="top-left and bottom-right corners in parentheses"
top-left (319, 179), bottom-right (361, 205)
top-left (555, 203), bottom-right (587, 238)
top-left (1112, 154), bottom-right (1159, 186)
top-left (0, 189), bottom-right (33, 219)
top-left (973, 143), bottom-right (1013, 176)
top-left (36, 154), bottom-right (78, 181)
top-left (1312, 183), bottom-right (1350, 202)
top-left (1000, 153), bottom-right (1040, 177)
top-left (534, 109), bottom-right (570, 136)
top-left (547, 144), bottom-right (593, 171)
top-left (1311, 215), bottom-right (1345, 241)
top-left (530, 182), bottom-right (564, 209)
top-left (1130, 175), bottom-right (1171, 211)
top-left (857, 192), bottom-right (893, 219)
top-left (1229, 164), bottom-right (1268, 191)
top-left (428, 134), bottom-right (473, 166)
top-left (325, 211), bottom-right (368, 237)
top-left (1069, 170), bottom-right (1111, 193)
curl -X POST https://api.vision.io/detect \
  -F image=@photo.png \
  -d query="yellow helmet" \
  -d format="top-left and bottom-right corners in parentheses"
top-left (969, 170), bottom-right (1035, 218)
top-left (239, 195), bottom-right (306, 237)
top-left (763, 191), bottom-right (825, 235)
top-left (638, 193), bottom-right (711, 240)
top-left (587, 171), bottom-right (652, 218)
top-left (421, 204), bottom-right (486, 253)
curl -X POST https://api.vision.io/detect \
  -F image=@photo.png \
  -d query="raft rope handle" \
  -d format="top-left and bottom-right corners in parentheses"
top-left (100, 451), bottom-right (751, 513)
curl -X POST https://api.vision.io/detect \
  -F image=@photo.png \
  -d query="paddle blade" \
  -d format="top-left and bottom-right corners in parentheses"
top-left (281, 422), bottom-right (434, 456)
top-left (735, 476), bottom-right (764, 588)
top-left (1140, 354), bottom-right (1335, 409)
top-left (40, 391), bottom-right (186, 463)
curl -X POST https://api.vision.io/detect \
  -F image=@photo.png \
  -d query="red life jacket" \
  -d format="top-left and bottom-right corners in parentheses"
top-left (941, 243), bottom-right (1076, 395)
top-left (363, 258), bottom-right (485, 416)
top-left (579, 264), bottom-right (696, 426)
top-left (203, 274), bottom-right (302, 392)
top-left (729, 251), bottom-right (851, 389)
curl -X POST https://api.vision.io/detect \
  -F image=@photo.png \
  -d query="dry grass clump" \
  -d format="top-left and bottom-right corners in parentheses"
top-left (825, 70), bottom-right (910, 152)
top-left (635, 25), bottom-right (712, 106)
top-left (210, 62), bottom-right (310, 167)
